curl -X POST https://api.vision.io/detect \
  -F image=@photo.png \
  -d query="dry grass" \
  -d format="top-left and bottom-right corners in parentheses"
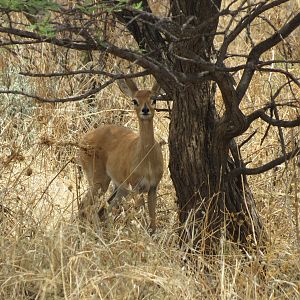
top-left (1, 2), bottom-right (300, 299)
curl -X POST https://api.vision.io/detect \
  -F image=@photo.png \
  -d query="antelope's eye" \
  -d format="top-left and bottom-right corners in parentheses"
top-left (150, 97), bottom-right (157, 105)
top-left (132, 99), bottom-right (139, 106)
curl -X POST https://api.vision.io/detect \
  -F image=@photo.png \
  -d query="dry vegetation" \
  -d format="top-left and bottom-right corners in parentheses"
top-left (0, 2), bottom-right (300, 299)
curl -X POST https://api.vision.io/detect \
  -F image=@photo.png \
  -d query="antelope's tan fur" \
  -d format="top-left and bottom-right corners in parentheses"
top-left (78, 76), bottom-right (163, 232)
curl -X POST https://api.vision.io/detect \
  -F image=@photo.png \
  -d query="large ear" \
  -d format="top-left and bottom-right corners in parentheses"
top-left (151, 80), bottom-right (160, 95)
top-left (117, 78), bottom-right (139, 98)
top-left (114, 66), bottom-right (138, 98)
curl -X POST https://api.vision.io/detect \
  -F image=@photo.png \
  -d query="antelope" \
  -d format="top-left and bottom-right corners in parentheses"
top-left (78, 74), bottom-right (164, 233)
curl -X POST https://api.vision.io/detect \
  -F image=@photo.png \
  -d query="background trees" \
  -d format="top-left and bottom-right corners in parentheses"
top-left (0, 0), bottom-right (299, 255)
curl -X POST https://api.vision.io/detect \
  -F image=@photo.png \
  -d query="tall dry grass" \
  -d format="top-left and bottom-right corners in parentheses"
top-left (0, 1), bottom-right (300, 299)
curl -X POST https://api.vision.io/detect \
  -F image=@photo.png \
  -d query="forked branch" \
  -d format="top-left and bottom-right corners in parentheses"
top-left (247, 109), bottom-right (300, 128)
top-left (227, 146), bottom-right (300, 178)
top-left (236, 11), bottom-right (300, 101)
top-left (218, 0), bottom-right (290, 63)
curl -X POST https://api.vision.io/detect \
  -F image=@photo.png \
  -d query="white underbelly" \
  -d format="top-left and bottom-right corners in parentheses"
top-left (107, 162), bottom-right (159, 192)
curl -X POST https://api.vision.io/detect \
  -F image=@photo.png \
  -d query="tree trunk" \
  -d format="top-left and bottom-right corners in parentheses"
top-left (168, 81), bottom-right (265, 253)
top-left (166, 0), bottom-right (266, 253)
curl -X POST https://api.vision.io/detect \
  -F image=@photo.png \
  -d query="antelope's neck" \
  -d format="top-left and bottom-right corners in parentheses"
top-left (138, 119), bottom-right (155, 157)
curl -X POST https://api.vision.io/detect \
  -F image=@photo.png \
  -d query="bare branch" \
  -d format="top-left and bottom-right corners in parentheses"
top-left (218, 0), bottom-right (290, 63)
top-left (247, 108), bottom-right (300, 128)
top-left (152, 94), bottom-right (173, 101)
top-left (259, 112), bottom-right (300, 127)
top-left (0, 39), bottom-right (48, 46)
top-left (0, 26), bottom-right (94, 50)
top-left (0, 26), bottom-right (175, 81)
top-left (227, 146), bottom-right (300, 177)
top-left (1, 70), bottom-right (170, 103)
top-left (19, 69), bottom-right (150, 78)
top-left (0, 79), bottom-right (115, 103)
top-left (268, 80), bottom-right (288, 166)
top-left (259, 67), bottom-right (300, 88)
top-left (237, 11), bottom-right (300, 101)
top-left (239, 130), bottom-right (258, 149)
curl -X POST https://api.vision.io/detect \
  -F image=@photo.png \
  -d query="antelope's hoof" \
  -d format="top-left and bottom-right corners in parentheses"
top-left (148, 226), bottom-right (156, 236)
top-left (98, 207), bottom-right (107, 221)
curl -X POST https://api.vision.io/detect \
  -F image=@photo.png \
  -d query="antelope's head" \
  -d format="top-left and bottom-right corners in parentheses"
top-left (132, 90), bottom-right (157, 120)
top-left (116, 74), bottom-right (160, 121)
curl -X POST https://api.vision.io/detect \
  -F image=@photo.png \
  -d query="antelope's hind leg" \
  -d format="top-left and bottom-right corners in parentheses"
top-left (79, 151), bottom-right (110, 224)
top-left (108, 187), bottom-right (129, 212)
top-left (98, 186), bottom-right (129, 221)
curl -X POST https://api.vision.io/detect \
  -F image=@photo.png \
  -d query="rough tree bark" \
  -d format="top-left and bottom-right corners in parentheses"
top-left (168, 80), bottom-right (265, 252)
top-left (165, 0), bottom-right (265, 252)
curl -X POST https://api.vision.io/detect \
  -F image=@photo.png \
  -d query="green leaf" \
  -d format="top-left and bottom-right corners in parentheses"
top-left (0, 0), bottom-right (60, 13)
top-left (132, 1), bottom-right (143, 10)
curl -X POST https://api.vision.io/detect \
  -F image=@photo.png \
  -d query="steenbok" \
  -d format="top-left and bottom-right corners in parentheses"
top-left (78, 74), bottom-right (164, 233)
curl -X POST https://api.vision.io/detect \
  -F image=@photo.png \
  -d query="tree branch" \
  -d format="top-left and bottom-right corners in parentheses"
top-left (19, 69), bottom-right (150, 78)
top-left (227, 146), bottom-right (300, 177)
top-left (0, 79), bottom-right (115, 103)
top-left (0, 25), bottom-right (175, 81)
top-left (247, 108), bottom-right (300, 128)
top-left (113, 1), bottom-right (167, 54)
top-left (218, 0), bottom-right (290, 63)
top-left (259, 67), bottom-right (300, 88)
top-left (0, 26), bottom-right (95, 50)
top-left (237, 11), bottom-right (300, 101)
top-left (213, 71), bottom-right (247, 140)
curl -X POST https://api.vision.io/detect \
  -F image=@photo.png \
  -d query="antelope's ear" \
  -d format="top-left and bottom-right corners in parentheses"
top-left (114, 65), bottom-right (139, 98)
top-left (151, 81), bottom-right (160, 95)
top-left (117, 78), bottom-right (138, 98)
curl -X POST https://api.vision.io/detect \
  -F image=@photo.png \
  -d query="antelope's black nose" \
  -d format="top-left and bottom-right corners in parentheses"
top-left (142, 105), bottom-right (149, 114)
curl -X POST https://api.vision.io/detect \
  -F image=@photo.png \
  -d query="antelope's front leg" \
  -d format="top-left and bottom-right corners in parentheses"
top-left (147, 186), bottom-right (157, 233)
